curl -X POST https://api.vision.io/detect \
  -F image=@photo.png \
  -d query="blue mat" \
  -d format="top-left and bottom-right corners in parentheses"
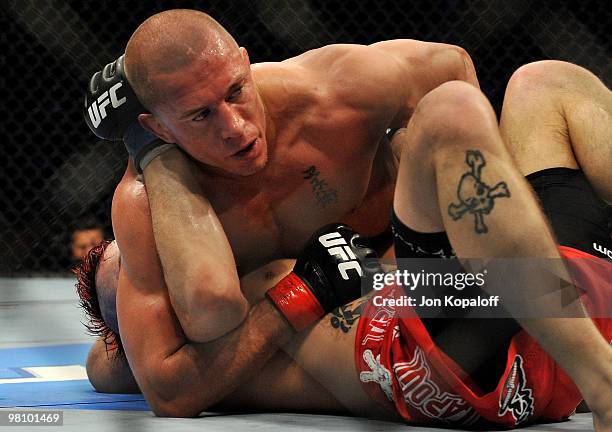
top-left (0, 344), bottom-right (149, 411)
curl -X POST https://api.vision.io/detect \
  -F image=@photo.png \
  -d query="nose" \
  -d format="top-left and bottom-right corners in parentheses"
top-left (218, 102), bottom-right (245, 141)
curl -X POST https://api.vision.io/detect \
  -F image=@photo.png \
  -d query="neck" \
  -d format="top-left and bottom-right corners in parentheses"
top-left (258, 79), bottom-right (277, 162)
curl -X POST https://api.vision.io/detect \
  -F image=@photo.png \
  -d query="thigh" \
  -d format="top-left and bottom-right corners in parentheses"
top-left (499, 76), bottom-right (577, 175)
top-left (282, 294), bottom-right (393, 419)
top-left (500, 61), bottom-right (612, 201)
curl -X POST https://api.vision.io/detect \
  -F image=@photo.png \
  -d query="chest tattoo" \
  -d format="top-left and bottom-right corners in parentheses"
top-left (302, 165), bottom-right (339, 209)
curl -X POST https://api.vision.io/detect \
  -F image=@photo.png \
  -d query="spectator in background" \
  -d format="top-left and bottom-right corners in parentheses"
top-left (70, 217), bottom-right (106, 264)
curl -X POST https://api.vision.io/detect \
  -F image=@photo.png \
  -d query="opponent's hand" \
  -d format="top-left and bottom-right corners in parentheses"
top-left (266, 224), bottom-right (379, 331)
top-left (84, 54), bottom-right (175, 172)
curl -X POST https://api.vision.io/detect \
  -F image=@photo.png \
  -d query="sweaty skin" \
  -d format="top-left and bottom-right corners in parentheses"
top-left (90, 42), bottom-right (612, 424)
top-left (107, 9), bottom-right (477, 418)
top-left (87, 253), bottom-right (349, 412)
top-left (85, 13), bottom-right (608, 422)
top-left (120, 41), bottom-right (476, 268)
top-left (88, 252), bottom-right (380, 415)
top-left (111, 44), bottom-right (474, 411)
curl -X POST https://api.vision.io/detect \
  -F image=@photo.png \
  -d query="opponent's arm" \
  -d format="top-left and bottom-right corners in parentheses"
top-left (117, 269), bottom-right (292, 417)
top-left (117, 226), bottom-right (373, 417)
top-left (84, 258), bottom-right (293, 395)
top-left (85, 57), bottom-right (246, 342)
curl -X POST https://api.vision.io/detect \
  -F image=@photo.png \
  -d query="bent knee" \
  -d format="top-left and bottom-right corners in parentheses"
top-left (419, 80), bottom-right (484, 110)
top-left (506, 60), bottom-right (596, 100)
top-left (413, 81), bottom-right (497, 147)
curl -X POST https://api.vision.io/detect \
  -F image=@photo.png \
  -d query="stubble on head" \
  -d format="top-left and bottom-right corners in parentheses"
top-left (124, 9), bottom-right (239, 112)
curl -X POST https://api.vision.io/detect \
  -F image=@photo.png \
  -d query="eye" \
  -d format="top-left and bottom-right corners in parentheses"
top-left (192, 108), bottom-right (211, 122)
top-left (228, 86), bottom-right (243, 101)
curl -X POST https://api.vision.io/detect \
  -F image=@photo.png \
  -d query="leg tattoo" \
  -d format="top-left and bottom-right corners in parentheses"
top-left (448, 150), bottom-right (511, 234)
top-left (329, 295), bottom-right (370, 333)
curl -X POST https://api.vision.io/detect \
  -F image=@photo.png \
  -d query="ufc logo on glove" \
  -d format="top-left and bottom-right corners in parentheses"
top-left (87, 82), bottom-right (127, 128)
top-left (318, 232), bottom-right (363, 280)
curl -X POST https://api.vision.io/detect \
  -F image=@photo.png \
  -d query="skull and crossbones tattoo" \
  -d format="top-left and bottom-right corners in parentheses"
top-left (447, 150), bottom-right (511, 234)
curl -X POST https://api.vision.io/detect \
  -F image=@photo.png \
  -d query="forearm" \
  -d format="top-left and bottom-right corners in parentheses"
top-left (142, 148), bottom-right (246, 339)
top-left (88, 260), bottom-right (293, 401)
top-left (151, 298), bottom-right (294, 417)
top-left (134, 224), bottom-right (370, 416)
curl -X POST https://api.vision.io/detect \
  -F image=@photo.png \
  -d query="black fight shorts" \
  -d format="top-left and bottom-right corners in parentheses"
top-left (392, 168), bottom-right (611, 260)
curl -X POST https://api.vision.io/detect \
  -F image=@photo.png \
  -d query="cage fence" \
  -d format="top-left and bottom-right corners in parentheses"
top-left (1, 0), bottom-right (610, 275)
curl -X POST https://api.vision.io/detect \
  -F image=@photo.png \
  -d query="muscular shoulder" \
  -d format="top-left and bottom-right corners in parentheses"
top-left (253, 44), bottom-right (405, 126)
top-left (289, 44), bottom-right (404, 110)
top-left (288, 44), bottom-right (396, 74)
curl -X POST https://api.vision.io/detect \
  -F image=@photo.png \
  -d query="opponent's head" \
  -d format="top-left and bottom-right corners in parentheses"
top-left (74, 240), bottom-right (123, 357)
top-left (124, 9), bottom-right (268, 176)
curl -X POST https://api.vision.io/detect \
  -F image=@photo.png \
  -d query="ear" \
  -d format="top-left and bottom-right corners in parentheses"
top-left (239, 47), bottom-right (250, 66)
top-left (138, 113), bottom-right (176, 143)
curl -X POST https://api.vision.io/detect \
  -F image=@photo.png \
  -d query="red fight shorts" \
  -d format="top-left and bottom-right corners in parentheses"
top-left (355, 246), bottom-right (611, 428)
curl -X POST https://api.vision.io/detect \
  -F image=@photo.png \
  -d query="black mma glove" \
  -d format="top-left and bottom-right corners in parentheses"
top-left (84, 54), bottom-right (175, 172)
top-left (266, 224), bottom-right (380, 331)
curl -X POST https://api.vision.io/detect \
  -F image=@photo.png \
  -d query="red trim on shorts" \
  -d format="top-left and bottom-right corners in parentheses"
top-left (558, 245), bottom-right (602, 259)
top-left (558, 246), bottom-right (612, 318)
top-left (355, 250), bottom-right (611, 427)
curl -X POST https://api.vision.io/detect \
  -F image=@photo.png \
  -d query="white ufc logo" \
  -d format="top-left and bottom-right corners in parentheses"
top-left (87, 82), bottom-right (126, 128)
top-left (593, 242), bottom-right (612, 260)
top-left (318, 231), bottom-right (363, 280)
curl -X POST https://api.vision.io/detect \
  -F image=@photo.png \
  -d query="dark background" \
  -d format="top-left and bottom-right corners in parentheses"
top-left (1, 0), bottom-right (610, 275)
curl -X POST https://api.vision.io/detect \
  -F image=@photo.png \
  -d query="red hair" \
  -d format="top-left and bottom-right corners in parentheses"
top-left (73, 240), bottom-right (124, 358)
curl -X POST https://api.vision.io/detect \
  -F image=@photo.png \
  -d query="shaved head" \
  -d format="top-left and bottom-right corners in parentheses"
top-left (125, 9), bottom-right (239, 111)
top-left (122, 9), bottom-right (267, 176)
